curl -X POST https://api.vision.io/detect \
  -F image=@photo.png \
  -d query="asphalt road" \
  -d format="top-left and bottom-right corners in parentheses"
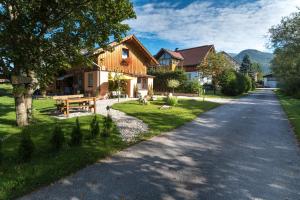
top-left (20, 89), bottom-right (300, 200)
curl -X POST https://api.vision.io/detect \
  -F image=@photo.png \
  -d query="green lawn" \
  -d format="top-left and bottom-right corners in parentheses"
top-left (276, 91), bottom-right (300, 141)
top-left (0, 84), bottom-right (125, 200)
top-left (203, 89), bottom-right (250, 99)
top-left (0, 84), bottom-right (220, 199)
top-left (112, 98), bottom-right (220, 137)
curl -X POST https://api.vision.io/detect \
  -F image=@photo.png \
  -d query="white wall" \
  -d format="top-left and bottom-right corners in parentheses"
top-left (264, 78), bottom-right (278, 88)
top-left (129, 77), bottom-right (137, 98)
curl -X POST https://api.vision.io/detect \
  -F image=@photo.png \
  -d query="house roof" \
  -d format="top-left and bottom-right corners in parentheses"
top-left (154, 45), bottom-right (215, 67)
top-left (154, 48), bottom-right (184, 60)
top-left (177, 45), bottom-right (214, 66)
top-left (94, 35), bottom-right (159, 66)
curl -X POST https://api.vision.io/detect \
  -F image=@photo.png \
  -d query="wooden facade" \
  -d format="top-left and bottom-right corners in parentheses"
top-left (49, 35), bottom-right (158, 97)
top-left (97, 36), bottom-right (157, 75)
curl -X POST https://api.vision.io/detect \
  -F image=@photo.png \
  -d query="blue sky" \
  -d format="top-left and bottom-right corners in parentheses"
top-left (126, 0), bottom-right (300, 54)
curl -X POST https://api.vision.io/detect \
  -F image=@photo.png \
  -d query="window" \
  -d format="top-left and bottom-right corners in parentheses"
top-left (88, 73), bottom-right (93, 87)
top-left (122, 48), bottom-right (129, 59)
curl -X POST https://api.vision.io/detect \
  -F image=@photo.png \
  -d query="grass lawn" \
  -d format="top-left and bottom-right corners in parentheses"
top-left (112, 98), bottom-right (220, 137)
top-left (0, 84), bottom-right (126, 200)
top-left (203, 89), bottom-right (250, 99)
top-left (276, 91), bottom-right (300, 141)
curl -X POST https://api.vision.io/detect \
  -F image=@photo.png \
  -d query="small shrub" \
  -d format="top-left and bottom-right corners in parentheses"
top-left (166, 96), bottom-right (178, 106)
top-left (18, 129), bottom-right (35, 162)
top-left (167, 79), bottom-right (180, 93)
top-left (70, 118), bottom-right (83, 146)
top-left (251, 81), bottom-right (256, 91)
top-left (50, 126), bottom-right (65, 152)
top-left (183, 80), bottom-right (202, 94)
top-left (90, 115), bottom-right (100, 138)
top-left (102, 115), bottom-right (113, 137)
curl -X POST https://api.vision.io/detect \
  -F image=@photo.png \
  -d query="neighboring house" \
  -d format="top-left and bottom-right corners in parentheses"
top-left (220, 51), bottom-right (241, 71)
top-left (263, 73), bottom-right (278, 88)
top-left (49, 35), bottom-right (158, 97)
top-left (154, 45), bottom-right (215, 85)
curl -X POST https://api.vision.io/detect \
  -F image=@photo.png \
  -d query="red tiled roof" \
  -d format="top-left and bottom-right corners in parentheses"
top-left (164, 49), bottom-right (184, 60)
top-left (155, 45), bottom-right (214, 67)
top-left (176, 45), bottom-right (214, 66)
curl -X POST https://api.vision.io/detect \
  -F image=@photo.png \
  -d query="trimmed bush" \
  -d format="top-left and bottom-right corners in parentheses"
top-left (166, 96), bottom-right (178, 106)
top-left (70, 118), bottom-right (83, 146)
top-left (183, 80), bottom-right (202, 94)
top-left (220, 69), bottom-right (239, 96)
top-left (90, 115), bottom-right (100, 138)
top-left (50, 126), bottom-right (65, 151)
top-left (18, 129), bottom-right (35, 162)
top-left (220, 69), bottom-right (252, 96)
top-left (102, 115), bottom-right (113, 137)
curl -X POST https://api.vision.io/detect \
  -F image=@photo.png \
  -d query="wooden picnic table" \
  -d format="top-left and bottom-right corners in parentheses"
top-left (61, 97), bottom-right (97, 117)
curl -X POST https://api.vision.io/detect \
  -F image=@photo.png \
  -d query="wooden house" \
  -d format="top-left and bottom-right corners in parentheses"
top-left (51, 35), bottom-right (158, 97)
top-left (154, 45), bottom-right (215, 85)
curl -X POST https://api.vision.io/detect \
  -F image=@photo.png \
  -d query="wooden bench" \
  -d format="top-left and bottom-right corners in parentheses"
top-left (63, 97), bottom-right (97, 117)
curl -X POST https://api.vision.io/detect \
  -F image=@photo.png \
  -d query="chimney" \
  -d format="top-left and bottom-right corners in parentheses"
top-left (175, 48), bottom-right (179, 51)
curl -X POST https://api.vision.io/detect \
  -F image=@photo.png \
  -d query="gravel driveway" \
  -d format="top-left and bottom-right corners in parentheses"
top-left (20, 89), bottom-right (300, 200)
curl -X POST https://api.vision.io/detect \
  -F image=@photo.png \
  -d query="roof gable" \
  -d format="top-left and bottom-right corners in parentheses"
top-left (154, 48), bottom-right (184, 60)
top-left (94, 35), bottom-right (158, 65)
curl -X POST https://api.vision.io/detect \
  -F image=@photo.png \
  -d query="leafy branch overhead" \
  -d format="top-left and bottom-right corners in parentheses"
top-left (0, 0), bottom-right (136, 83)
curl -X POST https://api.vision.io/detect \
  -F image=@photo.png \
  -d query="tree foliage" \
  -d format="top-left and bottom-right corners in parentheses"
top-left (269, 10), bottom-right (300, 97)
top-left (220, 69), bottom-right (251, 96)
top-left (0, 0), bottom-right (136, 126)
top-left (199, 52), bottom-right (234, 91)
top-left (148, 69), bottom-right (187, 92)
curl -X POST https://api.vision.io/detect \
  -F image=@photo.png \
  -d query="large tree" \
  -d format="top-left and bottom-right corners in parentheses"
top-left (240, 54), bottom-right (252, 75)
top-left (269, 10), bottom-right (300, 96)
top-left (199, 52), bottom-right (233, 93)
top-left (0, 0), bottom-right (136, 126)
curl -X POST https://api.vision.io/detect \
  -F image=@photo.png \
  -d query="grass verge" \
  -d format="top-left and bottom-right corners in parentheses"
top-left (276, 91), bottom-right (300, 141)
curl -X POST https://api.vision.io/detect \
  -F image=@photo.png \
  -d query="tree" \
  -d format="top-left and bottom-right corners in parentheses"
top-left (240, 54), bottom-right (252, 75)
top-left (167, 79), bottom-right (180, 93)
top-left (199, 52), bottom-right (233, 94)
top-left (269, 10), bottom-right (300, 97)
top-left (0, 1), bottom-right (136, 126)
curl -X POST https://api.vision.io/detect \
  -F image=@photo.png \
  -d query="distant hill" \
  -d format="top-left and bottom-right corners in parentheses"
top-left (228, 53), bottom-right (237, 57)
top-left (234, 49), bottom-right (273, 74)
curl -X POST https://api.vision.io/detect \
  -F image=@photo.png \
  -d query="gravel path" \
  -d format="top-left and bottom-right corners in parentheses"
top-left (96, 98), bottom-right (148, 142)
top-left (20, 90), bottom-right (300, 200)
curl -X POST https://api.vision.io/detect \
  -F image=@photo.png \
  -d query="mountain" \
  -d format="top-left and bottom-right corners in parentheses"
top-left (234, 49), bottom-right (273, 74)
top-left (228, 53), bottom-right (237, 57)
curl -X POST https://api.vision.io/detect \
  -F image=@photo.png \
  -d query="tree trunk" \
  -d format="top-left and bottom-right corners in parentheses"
top-left (24, 84), bottom-right (35, 123)
top-left (14, 87), bottom-right (29, 126)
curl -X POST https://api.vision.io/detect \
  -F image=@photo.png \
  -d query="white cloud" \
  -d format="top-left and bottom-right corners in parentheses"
top-left (127, 0), bottom-right (300, 53)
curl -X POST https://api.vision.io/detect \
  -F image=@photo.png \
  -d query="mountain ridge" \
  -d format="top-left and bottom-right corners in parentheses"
top-left (233, 49), bottom-right (273, 74)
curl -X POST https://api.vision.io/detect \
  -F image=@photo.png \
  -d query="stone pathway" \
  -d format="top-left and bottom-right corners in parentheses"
top-left (96, 98), bottom-right (149, 142)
